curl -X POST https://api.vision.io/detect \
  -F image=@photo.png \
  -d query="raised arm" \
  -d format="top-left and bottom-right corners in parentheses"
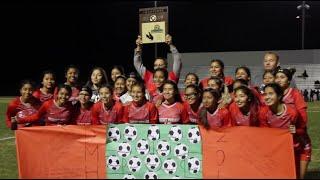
top-left (133, 35), bottom-right (146, 78)
top-left (166, 34), bottom-right (182, 79)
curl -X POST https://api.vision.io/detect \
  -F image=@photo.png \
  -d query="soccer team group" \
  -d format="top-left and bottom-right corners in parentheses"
top-left (6, 35), bottom-right (311, 178)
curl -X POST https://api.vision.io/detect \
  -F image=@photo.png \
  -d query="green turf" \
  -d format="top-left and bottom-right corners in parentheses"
top-left (0, 97), bottom-right (319, 178)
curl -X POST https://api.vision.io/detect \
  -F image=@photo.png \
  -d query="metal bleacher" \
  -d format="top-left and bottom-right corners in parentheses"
top-left (178, 63), bottom-right (320, 91)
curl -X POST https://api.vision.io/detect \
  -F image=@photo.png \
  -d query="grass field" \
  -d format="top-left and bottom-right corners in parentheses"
top-left (0, 97), bottom-right (319, 178)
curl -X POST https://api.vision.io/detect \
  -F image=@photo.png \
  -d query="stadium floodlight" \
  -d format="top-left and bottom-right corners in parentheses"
top-left (297, 1), bottom-right (310, 50)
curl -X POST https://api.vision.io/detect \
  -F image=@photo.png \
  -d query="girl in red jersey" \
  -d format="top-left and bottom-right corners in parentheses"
top-left (113, 75), bottom-right (127, 102)
top-left (149, 68), bottom-right (168, 107)
top-left (157, 80), bottom-right (188, 124)
top-left (91, 85), bottom-right (124, 125)
top-left (6, 80), bottom-right (41, 129)
top-left (122, 82), bottom-right (158, 124)
top-left (73, 86), bottom-right (94, 125)
top-left (229, 85), bottom-right (260, 126)
top-left (61, 65), bottom-right (81, 104)
top-left (183, 84), bottom-right (202, 124)
top-left (275, 68), bottom-right (311, 179)
top-left (180, 73), bottom-right (200, 101)
top-left (33, 70), bottom-right (56, 103)
top-left (13, 84), bottom-right (75, 126)
top-left (85, 67), bottom-right (109, 103)
top-left (258, 83), bottom-right (306, 179)
top-left (199, 88), bottom-right (231, 129)
top-left (200, 59), bottom-right (234, 90)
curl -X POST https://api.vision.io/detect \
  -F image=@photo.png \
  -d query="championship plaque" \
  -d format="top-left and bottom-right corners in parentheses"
top-left (139, 6), bottom-right (168, 44)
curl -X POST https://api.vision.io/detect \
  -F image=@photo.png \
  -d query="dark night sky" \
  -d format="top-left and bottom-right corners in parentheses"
top-left (1, 1), bottom-right (320, 95)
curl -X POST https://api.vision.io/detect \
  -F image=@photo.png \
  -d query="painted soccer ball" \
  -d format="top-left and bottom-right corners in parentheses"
top-left (145, 154), bottom-right (161, 171)
top-left (168, 125), bottom-right (182, 142)
top-left (188, 157), bottom-right (201, 174)
top-left (118, 142), bottom-right (131, 157)
top-left (147, 125), bottom-right (160, 141)
top-left (174, 143), bottom-right (188, 160)
top-left (144, 171), bottom-right (158, 179)
top-left (162, 159), bottom-right (177, 175)
top-left (124, 125), bottom-right (137, 141)
top-left (187, 127), bottom-right (201, 144)
top-left (136, 139), bottom-right (149, 155)
top-left (108, 126), bottom-right (120, 142)
top-left (127, 156), bottom-right (142, 173)
top-left (157, 140), bottom-right (170, 157)
top-left (123, 174), bottom-right (135, 179)
top-left (107, 155), bottom-right (120, 170)
top-left (16, 109), bottom-right (37, 121)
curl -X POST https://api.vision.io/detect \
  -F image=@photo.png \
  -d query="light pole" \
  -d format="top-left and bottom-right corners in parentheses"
top-left (154, 1), bottom-right (158, 58)
top-left (297, 1), bottom-right (310, 49)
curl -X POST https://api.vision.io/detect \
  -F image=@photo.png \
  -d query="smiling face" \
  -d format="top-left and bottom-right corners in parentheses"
top-left (56, 88), bottom-right (71, 105)
top-left (66, 67), bottom-right (79, 84)
top-left (153, 71), bottom-right (166, 88)
top-left (99, 87), bottom-right (112, 104)
top-left (126, 77), bottom-right (137, 91)
top-left (263, 86), bottom-right (280, 106)
top-left (20, 83), bottom-right (33, 100)
top-left (78, 90), bottom-right (91, 105)
top-left (131, 85), bottom-right (144, 103)
top-left (111, 68), bottom-right (122, 82)
top-left (234, 89), bottom-right (250, 108)
top-left (114, 78), bottom-right (126, 95)
top-left (163, 83), bottom-right (176, 102)
top-left (184, 74), bottom-right (198, 87)
top-left (209, 61), bottom-right (223, 77)
top-left (184, 87), bottom-right (199, 105)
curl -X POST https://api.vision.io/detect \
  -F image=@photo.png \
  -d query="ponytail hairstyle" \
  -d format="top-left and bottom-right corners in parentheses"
top-left (276, 68), bottom-right (296, 81)
top-left (200, 88), bottom-right (222, 129)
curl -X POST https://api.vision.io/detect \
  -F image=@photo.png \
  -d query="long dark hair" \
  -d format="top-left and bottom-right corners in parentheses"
top-left (85, 67), bottom-right (109, 89)
top-left (264, 83), bottom-right (284, 102)
top-left (211, 59), bottom-right (225, 78)
top-left (200, 88), bottom-right (221, 129)
top-left (162, 80), bottom-right (183, 103)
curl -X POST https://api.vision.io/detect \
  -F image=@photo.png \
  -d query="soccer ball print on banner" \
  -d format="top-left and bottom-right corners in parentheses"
top-left (106, 124), bottom-right (203, 179)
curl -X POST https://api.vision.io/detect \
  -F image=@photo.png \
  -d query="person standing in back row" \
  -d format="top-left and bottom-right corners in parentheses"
top-left (252, 52), bottom-right (297, 88)
top-left (133, 34), bottom-right (182, 92)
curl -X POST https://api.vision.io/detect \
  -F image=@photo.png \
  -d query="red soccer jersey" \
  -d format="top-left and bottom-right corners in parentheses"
top-left (54, 85), bottom-right (80, 104)
top-left (33, 88), bottom-right (54, 103)
top-left (144, 70), bottom-right (178, 91)
top-left (200, 76), bottom-right (234, 89)
top-left (91, 101), bottom-right (124, 125)
top-left (259, 104), bottom-right (298, 129)
top-left (205, 107), bottom-right (231, 128)
top-left (73, 102), bottom-right (94, 125)
top-left (282, 88), bottom-right (308, 135)
top-left (228, 101), bottom-right (260, 126)
top-left (183, 102), bottom-right (202, 124)
top-left (17, 99), bottom-right (75, 126)
top-left (122, 101), bottom-right (158, 124)
top-left (157, 102), bottom-right (189, 124)
top-left (6, 97), bottom-right (41, 128)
